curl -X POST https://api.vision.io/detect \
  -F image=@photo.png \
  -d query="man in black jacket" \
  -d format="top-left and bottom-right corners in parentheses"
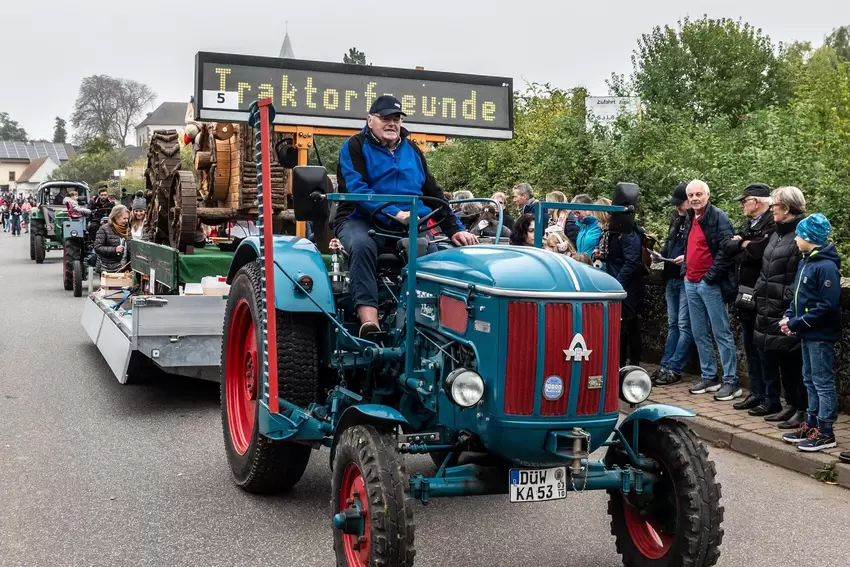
top-left (653, 183), bottom-right (693, 386)
top-left (512, 183), bottom-right (538, 216)
top-left (681, 180), bottom-right (740, 401)
top-left (727, 184), bottom-right (777, 415)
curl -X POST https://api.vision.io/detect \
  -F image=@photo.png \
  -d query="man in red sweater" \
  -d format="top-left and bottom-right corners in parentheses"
top-left (681, 180), bottom-right (740, 401)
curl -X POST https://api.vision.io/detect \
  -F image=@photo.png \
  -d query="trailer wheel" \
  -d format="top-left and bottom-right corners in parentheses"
top-left (73, 260), bottom-right (83, 297)
top-left (63, 247), bottom-right (73, 290)
top-left (332, 424), bottom-right (416, 567)
top-left (221, 260), bottom-right (315, 494)
top-left (34, 235), bottom-right (45, 264)
top-left (607, 420), bottom-right (724, 567)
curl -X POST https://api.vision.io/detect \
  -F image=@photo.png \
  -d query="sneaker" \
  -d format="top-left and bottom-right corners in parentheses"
top-left (689, 378), bottom-right (721, 395)
top-left (650, 367), bottom-right (665, 385)
top-left (714, 384), bottom-right (743, 401)
top-left (655, 369), bottom-right (682, 387)
top-left (782, 422), bottom-right (811, 444)
top-left (797, 429), bottom-right (837, 452)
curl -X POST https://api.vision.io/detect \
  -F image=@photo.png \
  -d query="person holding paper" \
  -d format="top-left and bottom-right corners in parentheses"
top-left (652, 183), bottom-right (693, 386)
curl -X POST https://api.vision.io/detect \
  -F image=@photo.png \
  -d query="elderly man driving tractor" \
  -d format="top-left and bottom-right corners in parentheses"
top-left (334, 95), bottom-right (478, 338)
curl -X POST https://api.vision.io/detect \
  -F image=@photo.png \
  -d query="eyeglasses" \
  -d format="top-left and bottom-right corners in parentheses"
top-left (371, 114), bottom-right (403, 123)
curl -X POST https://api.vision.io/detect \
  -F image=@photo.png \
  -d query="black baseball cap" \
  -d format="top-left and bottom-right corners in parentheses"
top-left (669, 182), bottom-right (687, 206)
top-left (369, 95), bottom-right (406, 117)
top-left (735, 183), bottom-right (770, 201)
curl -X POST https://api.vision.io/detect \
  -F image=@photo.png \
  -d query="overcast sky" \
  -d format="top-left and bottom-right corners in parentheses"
top-left (2, 0), bottom-right (848, 141)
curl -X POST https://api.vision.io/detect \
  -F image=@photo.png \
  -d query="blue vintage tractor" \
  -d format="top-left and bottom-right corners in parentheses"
top-left (219, 100), bottom-right (723, 567)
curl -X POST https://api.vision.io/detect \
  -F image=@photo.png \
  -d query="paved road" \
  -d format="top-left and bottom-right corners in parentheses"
top-left (2, 233), bottom-right (849, 567)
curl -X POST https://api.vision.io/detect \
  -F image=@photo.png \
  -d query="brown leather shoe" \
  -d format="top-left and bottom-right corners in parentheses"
top-left (358, 321), bottom-right (380, 338)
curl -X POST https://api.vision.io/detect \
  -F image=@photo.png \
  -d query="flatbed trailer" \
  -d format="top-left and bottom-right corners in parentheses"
top-left (81, 240), bottom-right (234, 384)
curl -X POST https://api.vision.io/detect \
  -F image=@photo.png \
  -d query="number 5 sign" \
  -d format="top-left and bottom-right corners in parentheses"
top-left (202, 90), bottom-right (239, 110)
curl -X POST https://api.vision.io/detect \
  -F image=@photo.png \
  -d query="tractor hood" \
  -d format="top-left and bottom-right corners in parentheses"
top-left (416, 245), bottom-right (625, 298)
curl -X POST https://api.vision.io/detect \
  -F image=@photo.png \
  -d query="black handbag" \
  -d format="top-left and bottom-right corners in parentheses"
top-left (735, 285), bottom-right (756, 310)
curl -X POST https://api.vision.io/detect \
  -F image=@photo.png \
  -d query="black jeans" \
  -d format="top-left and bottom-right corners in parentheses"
top-left (740, 318), bottom-right (766, 400)
top-left (620, 305), bottom-right (642, 367)
top-left (760, 348), bottom-right (806, 409)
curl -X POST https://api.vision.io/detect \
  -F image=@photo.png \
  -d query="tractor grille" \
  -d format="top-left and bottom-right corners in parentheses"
top-left (504, 302), bottom-right (537, 415)
top-left (503, 301), bottom-right (621, 417)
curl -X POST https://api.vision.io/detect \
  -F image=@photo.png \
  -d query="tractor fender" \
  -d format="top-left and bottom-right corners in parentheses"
top-left (227, 236), bottom-right (334, 314)
top-left (619, 403), bottom-right (695, 429)
top-left (329, 405), bottom-right (410, 469)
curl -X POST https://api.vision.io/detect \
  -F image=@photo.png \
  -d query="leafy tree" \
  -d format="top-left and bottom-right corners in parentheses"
top-left (71, 75), bottom-right (156, 147)
top-left (0, 112), bottom-right (28, 141)
top-left (48, 137), bottom-right (130, 185)
top-left (52, 117), bottom-right (67, 143)
top-left (612, 16), bottom-right (792, 125)
top-left (825, 25), bottom-right (850, 62)
top-left (343, 47), bottom-right (368, 65)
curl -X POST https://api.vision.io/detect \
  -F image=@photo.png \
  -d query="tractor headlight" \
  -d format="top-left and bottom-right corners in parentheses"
top-left (445, 368), bottom-right (485, 407)
top-left (70, 230), bottom-right (78, 237)
top-left (619, 366), bottom-right (652, 405)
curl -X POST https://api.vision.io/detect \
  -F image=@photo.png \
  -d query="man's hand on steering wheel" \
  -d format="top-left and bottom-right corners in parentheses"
top-left (452, 231), bottom-right (478, 246)
top-left (394, 211), bottom-right (411, 222)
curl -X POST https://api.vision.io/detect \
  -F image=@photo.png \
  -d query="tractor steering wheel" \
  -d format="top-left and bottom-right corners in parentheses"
top-left (368, 196), bottom-right (452, 237)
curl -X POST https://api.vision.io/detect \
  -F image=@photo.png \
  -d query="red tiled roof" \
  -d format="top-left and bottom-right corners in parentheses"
top-left (16, 157), bottom-right (49, 182)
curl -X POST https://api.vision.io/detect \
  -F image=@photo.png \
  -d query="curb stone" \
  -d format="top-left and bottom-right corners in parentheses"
top-left (620, 402), bottom-right (849, 489)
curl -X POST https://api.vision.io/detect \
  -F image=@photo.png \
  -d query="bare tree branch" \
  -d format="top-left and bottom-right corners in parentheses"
top-left (71, 75), bottom-right (156, 147)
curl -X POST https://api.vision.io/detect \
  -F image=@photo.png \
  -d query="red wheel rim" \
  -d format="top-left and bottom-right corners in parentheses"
top-left (225, 298), bottom-right (258, 455)
top-left (623, 499), bottom-right (674, 559)
top-left (340, 463), bottom-right (370, 567)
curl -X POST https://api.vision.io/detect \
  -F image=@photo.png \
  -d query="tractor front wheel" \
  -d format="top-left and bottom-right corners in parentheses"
top-left (332, 424), bottom-right (416, 567)
top-left (34, 235), bottom-right (45, 264)
top-left (220, 260), bottom-right (317, 494)
top-left (607, 420), bottom-right (724, 567)
top-left (63, 248), bottom-right (73, 290)
top-left (73, 260), bottom-right (83, 297)
top-left (30, 233), bottom-right (36, 260)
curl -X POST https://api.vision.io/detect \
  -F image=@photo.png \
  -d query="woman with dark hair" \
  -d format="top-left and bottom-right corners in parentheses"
top-left (510, 214), bottom-right (536, 246)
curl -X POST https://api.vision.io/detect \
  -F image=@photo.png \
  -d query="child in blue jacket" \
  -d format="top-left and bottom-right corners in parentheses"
top-left (779, 213), bottom-right (841, 452)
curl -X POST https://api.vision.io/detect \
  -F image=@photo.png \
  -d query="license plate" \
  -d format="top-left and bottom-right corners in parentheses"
top-left (509, 467), bottom-right (567, 503)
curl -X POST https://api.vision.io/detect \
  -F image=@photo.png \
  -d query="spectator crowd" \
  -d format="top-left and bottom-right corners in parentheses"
top-left (459, 180), bottom-right (844, 456)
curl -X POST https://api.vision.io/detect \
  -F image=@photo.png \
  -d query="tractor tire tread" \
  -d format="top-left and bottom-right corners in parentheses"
top-left (607, 419), bottom-right (723, 567)
top-left (34, 235), bottom-right (45, 264)
top-left (73, 260), bottom-right (83, 297)
top-left (220, 260), bottom-right (313, 494)
top-left (333, 424), bottom-right (416, 567)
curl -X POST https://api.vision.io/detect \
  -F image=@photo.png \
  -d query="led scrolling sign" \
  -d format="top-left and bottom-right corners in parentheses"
top-left (194, 52), bottom-right (514, 139)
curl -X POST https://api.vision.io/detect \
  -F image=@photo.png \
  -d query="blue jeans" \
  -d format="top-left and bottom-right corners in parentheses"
top-left (801, 340), bottom-right (838, 432)
top-left (684, 280), bottom-right (738, 385)
top-left (661, 279), bottom-right (693, 373)
top-left (740, 318), bottom-right (768, 402)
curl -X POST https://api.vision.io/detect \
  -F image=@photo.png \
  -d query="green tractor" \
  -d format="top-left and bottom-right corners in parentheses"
top-left (29, 181), bottom-right (90, 264)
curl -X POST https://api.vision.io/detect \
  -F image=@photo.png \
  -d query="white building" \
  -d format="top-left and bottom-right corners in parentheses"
top-left (134, 102), bottom-right (189, 147)
top-left (12, 156), bottom-right (60, 195)
top-left (0, 141), bottom-right (74, 194)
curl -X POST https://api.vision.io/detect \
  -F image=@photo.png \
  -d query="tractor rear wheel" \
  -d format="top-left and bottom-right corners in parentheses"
top-left (220, 260), bottom-right (317, 494)
top-left (63, 247), bottom-right (73, 290)
top-left (34, 235), bottom-right (45, 264)
top-left (73, 260), bottom-right (83, 297)
top-left (332, 424), bottom-right (416, 567)
top-left (607, 420), bottom-right (724, 567)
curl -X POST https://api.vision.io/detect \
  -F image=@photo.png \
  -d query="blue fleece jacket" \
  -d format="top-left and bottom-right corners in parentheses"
top-left (784, 243), bottom-right (842, 342)
top-left (575, 216), bottom-right (602, 256)
top-left (337, 127), bottom-right (464, 234)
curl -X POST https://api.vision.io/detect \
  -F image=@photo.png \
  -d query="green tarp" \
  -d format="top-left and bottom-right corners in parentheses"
top-left (177, 246), bottom-right (235, 286)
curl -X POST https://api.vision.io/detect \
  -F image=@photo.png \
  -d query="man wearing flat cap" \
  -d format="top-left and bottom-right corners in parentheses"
top-left (726, 183), bottom-right (777, 415)
top-left (333, 95), bottom-right (478, 337)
